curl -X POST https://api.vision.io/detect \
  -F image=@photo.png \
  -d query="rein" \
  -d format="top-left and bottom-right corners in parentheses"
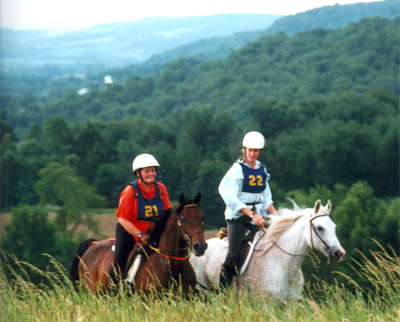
top-left (272, 212), bottom-right (330, 258)
top-left (147, 244), bottom-right (190, 260)
top-left (271, 240), bottom-right (310, 258)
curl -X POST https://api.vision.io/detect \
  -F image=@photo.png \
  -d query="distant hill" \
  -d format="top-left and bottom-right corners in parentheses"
top-left (3, 16), bottom-right (397, 138)
top-left (265, 0), bottom-right (399, 34)
top-left (2, 1), bottom-right (398, 89)
top-left (105, 0), bottom-right (400, 81)
top-left (1, 14), bottom-right (282, 73)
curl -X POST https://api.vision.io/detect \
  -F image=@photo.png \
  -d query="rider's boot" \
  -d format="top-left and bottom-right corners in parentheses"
top-left (218, 265), bottom-right (234, 293)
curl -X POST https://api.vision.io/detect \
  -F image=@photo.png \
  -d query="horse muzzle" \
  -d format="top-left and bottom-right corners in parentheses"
top-left (329, 245), bottom-right (346, 265)
top-left (192, 240), bottom-right (208, 257)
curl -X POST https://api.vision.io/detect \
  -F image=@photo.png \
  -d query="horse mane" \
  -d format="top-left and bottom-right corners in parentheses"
top-left (260, 202), bottom-right (310, 254)
top-left (148, 208), bottom-right (173, 246)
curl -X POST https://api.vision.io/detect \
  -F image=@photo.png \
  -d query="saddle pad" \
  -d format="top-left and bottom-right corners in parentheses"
top-left (89, 238), bottom-right (116, 249)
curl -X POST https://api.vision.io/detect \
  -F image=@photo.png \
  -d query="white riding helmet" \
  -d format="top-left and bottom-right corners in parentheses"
top-left (242, 131), bottom-right (265, 149)
top-left (132, 153), bottom-right (160, 173)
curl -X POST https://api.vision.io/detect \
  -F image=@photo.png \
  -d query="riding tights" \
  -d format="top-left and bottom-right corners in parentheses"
top-left (220, 215), bottom-right (258, 288)
top-left (111, 223), bottom-right (136, 282)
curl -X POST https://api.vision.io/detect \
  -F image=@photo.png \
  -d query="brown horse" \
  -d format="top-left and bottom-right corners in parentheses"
top-left (69, 193), bottom-right (208, 296)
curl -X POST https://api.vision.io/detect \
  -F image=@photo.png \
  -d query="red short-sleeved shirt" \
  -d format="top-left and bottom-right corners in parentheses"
top-left (115, 180), bottom-right (172, 234)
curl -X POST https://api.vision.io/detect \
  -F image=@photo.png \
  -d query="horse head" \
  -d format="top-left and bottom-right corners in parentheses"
top-left (307, 200), bottom-right (346, 265)
top-left (177, 193), bottom-right (208, 256)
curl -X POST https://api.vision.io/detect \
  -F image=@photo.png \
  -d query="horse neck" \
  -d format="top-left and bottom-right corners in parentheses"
top-left (265, 215), bottom-right (310, 267)
top-left (158, 212), bottom-right (186, 256)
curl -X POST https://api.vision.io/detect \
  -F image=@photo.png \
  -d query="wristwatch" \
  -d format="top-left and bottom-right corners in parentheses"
top-left (250, 212), bottom-right (255, 219)
top-left (137, 232), bottom-right (143, 239)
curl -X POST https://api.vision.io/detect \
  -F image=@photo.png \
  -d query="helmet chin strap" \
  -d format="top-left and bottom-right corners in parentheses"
top-left (137, 169), bottom-right (154, 186)
top-left (140, 177), bottom-right (152, 186)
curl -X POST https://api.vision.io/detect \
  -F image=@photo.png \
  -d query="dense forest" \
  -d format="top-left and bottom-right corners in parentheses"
top-left (1, 17), bottom-right (399, 286)
top-left (266, 0), bottom-right (399, 34)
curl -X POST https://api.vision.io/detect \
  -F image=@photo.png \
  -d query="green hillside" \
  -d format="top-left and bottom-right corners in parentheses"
top-left (2, 16), bottom-right (398, 201)
top-left (266, 0), bottom-right (399, 34)
top-left (1, 17), bottom-right (399, 285)
top-left (3, 17), bottom-right (398, 131)
top-left (103, 0), bottom-right (400, 82)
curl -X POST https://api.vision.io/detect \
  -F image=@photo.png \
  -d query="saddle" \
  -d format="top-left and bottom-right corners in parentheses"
top-left (123, 243), bottom-right (154, 284)
top-left (218, 227), bottom-right (265, 275)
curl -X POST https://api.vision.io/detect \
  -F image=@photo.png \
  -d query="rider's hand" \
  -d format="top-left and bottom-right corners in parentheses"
top-left (141, 233), bottom-right (150, 242)
top-left (252, 213), bottom-right (265, 228)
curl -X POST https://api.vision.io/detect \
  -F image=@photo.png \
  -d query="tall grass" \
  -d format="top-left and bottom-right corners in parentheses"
top-left (1, 245), bottom-right (399, 322)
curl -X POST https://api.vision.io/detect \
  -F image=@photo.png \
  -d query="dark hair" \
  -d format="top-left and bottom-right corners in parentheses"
top-left (135, 167), bottom-right (157, 178)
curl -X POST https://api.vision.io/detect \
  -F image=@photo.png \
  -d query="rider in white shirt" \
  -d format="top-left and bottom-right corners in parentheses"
top-left (218, 131), bottom-right (278, 289)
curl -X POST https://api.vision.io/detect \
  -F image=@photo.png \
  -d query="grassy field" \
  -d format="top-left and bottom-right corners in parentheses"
top-left (1, 245), bottom-right (399, 322)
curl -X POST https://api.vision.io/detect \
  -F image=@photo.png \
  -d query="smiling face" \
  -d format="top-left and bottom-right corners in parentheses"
top-left (138, 166), bottom-right (157, 184)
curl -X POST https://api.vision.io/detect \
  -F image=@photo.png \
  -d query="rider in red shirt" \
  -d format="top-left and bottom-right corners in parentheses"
top-left (112, 154), bottom-right (172, 283)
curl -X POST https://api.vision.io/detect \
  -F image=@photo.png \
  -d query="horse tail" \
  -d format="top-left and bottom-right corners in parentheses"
top-left (69, 238), bottom-right (97, 283)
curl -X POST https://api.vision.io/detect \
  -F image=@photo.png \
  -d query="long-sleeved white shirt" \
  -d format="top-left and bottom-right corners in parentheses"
top-left (218, 160), bottom-right (273, 220)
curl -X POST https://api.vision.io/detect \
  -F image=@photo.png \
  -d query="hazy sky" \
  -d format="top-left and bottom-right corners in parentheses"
top-left (1, 0), bottom-right (385, 31)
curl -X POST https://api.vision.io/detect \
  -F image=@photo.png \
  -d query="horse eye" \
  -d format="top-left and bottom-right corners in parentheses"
top-left (180, 217), bottom-right (187, 224)
top-left (316, 226), bottom-right (324, 232)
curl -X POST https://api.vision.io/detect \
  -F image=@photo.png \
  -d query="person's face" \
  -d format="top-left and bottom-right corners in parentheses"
top-left (139, 166), bottom-right (157, 184)
top-left (245, 148), bottom-right (261, 163)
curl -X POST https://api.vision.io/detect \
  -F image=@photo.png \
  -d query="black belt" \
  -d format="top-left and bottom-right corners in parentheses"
top-left (245, 202), bottom-right (261, 211)
top-left (245, 202), bottom-right (261, 206)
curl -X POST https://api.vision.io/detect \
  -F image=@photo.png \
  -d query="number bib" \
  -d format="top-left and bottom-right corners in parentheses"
top-left (238, 162), bottom-right (267, 194)
top-left (131, 180), bottom-right (164, 221)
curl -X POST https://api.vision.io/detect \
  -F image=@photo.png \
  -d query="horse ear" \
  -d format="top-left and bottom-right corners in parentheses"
top-left (179, 193), bottom-right (186, 205)
top-left (314, 199), bottom-right (321, 214)
top-left (194, 193), bottom-right (201, 205)
top-left (325, 200), bottom-right (332, 214)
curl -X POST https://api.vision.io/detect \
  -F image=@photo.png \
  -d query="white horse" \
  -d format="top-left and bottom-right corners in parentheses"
top-left (190, 200), bottom-right (345, 301)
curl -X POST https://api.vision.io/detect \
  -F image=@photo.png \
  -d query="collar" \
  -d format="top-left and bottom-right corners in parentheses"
top-left (238, 158), bottom-right (260, 169)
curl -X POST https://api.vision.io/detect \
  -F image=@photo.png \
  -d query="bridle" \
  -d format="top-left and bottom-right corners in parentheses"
top-left (177, 203), bottom-right (204, 247)
top-left (271, 211), bottom-right (330, 258)
top-left (309, 212), bottom-right (331, 254)
top-left (148, 203), bottom-right (204, 260)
